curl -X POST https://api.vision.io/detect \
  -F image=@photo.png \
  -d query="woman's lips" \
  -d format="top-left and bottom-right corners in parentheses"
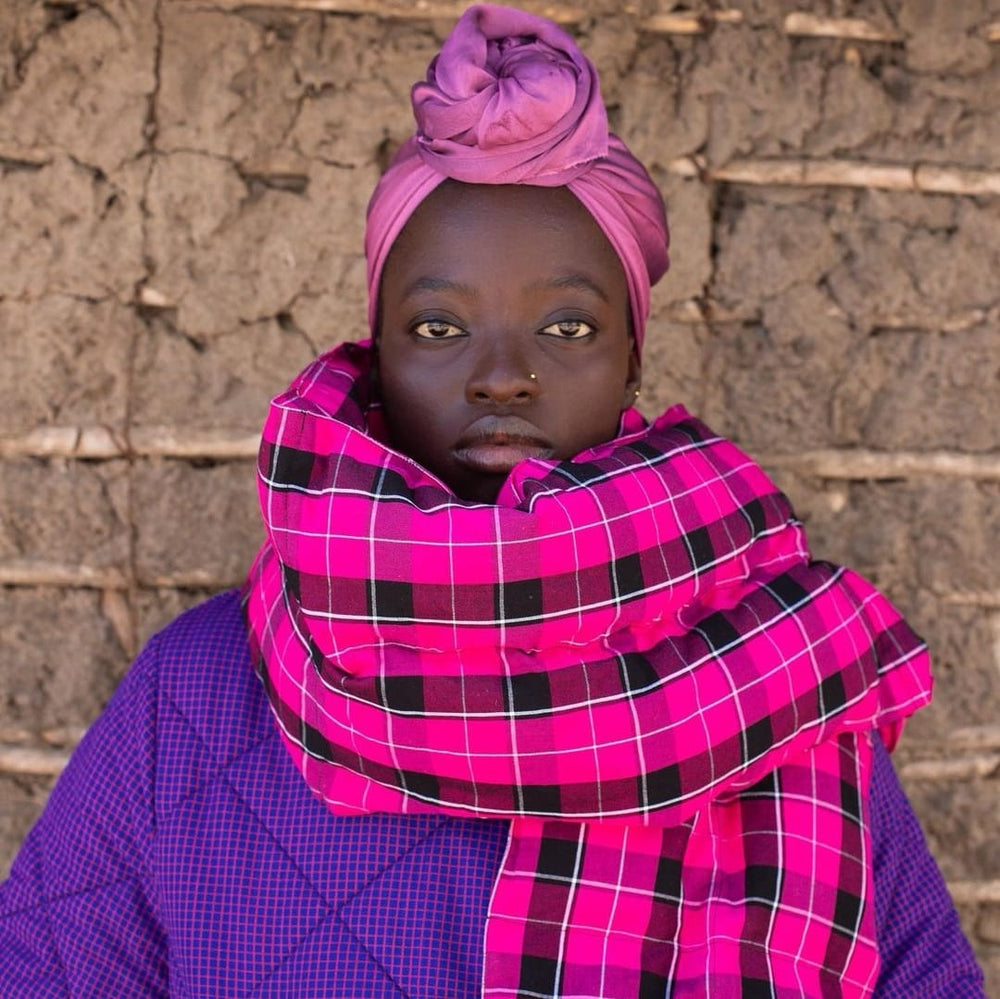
top-left (452, 416), bottom-right (555, 474)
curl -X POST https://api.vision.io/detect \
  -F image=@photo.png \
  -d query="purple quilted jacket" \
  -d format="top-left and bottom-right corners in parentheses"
top-left (0, 591), bottom-right (985, 997)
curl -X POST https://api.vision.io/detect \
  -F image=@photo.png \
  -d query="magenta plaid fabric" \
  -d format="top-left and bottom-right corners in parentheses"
top-left (244, 342), bottom-right (933, 998)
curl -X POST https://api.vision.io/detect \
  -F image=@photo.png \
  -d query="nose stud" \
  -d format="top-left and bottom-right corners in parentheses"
top-left (529, 372), bottom-right (537, 381)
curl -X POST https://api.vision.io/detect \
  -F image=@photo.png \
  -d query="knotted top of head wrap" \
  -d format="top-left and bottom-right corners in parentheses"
top-left (365, 4), bottom-right (669, 350)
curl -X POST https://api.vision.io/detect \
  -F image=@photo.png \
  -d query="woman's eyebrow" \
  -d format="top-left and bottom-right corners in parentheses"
top-left (537, 274), bottom-right (610, 303)
top-left (401, 276), bottom-right (478, 301)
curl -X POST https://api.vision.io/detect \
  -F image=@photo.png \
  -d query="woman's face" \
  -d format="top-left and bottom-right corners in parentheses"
top-left (377, 182), bottom-right (639, 504)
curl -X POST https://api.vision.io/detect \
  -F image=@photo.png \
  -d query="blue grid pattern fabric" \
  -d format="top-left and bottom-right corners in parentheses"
top-left (868, 736), bottom-right (986, 997)
top-left (0, 591), bottom-right (985, 997)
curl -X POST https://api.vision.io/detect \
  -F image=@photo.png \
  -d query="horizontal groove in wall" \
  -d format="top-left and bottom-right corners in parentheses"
top-left (165, 1), bottom-right (1000, 46)
top-left (783, 12), bottom-right (901, 42)
top-left (949, 880), bottom-right (1000, 905)
top-left (946, 724), bottom-right (1000, 751)
top-left (0, 561), bottom-right (130, 590)
top-left (638, 10), bottom-right (744, 34)
top-left (168, 1), bottom-right (742, 31)
top-left (0, 563), bottom-right (244, 590)
top-left (870, 308), bottom-right (998, 335)
top-left (170, 0), bottom-right (589, 21)
top-left (758, 449), bottom-right (1000, 482)
top-left (693, 307), bottom-right (995, 335)
top-left (139, 571), bottom-right (247, 589)
top-left (900, 754), bottom-right (1000, 781)
top-left (942, 591), bottom-right (1000, 609)
top-left (665, 156), bottom-right (1000, 196)
top-left (4, 138), bottom-right (996, 198)
top-left (897, 729), bottom-right (1000, 780)
top-left (0, 746), bottom-right (70, 777)
top-left (131, 427), bottom-right (262, 459)
top-left (0, 426), bottom-right (125, 459)
top-left (0, 427), bottom-right (261, 461)
top-left (785, 12), bottom-right (995, 44)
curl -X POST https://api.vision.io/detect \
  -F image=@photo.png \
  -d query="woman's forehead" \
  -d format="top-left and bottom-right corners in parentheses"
top-left (383, 181), bottom-right (626, 293)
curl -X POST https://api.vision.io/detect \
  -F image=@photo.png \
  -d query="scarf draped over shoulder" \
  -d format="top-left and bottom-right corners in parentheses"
top-left (245, 342), bottom-right (932, 998)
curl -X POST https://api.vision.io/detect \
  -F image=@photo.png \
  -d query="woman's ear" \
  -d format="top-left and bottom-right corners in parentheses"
top-left (622, 340), bottom-right (641, 408)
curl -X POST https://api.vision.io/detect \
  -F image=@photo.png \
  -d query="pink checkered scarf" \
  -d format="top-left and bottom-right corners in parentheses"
top-left (245, 342), bottom-right (932, 998)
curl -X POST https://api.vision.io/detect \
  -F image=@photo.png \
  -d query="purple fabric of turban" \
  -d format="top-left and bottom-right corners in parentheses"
top-left (365, 3), bottom-right (669, 352)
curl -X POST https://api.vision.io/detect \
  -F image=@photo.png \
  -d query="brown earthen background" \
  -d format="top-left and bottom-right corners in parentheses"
top-left (1, 0), bottom-right (998, 988)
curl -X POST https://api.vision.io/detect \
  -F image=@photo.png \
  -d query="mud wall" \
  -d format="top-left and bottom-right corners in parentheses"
top-left (1, 0), bottom-right (998, 986)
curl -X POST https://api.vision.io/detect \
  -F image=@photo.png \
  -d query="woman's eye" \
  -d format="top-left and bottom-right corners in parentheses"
top-left (540, 319), bottom-right (595, 339)
top-left (412, 319), bottom-right (465, 339)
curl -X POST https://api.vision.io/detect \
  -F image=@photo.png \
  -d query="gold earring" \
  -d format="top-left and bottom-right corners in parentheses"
top-left (634, 388), bottom-right (641, 398)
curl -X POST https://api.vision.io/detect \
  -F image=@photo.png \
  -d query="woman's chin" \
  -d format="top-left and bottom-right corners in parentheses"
top-left (447, 469), bottom-right (509, 505)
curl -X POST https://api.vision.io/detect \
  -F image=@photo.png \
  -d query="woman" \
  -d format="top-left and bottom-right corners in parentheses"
top-left (0, 5), bottom-right (984, 997)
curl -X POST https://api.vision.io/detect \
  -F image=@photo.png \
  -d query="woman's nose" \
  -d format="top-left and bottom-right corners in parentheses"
top-left (465, 339), bottom-right (540, 404)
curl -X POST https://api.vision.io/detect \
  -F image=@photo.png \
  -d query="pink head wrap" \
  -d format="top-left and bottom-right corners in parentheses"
top-left (365, 3), bottom-right (669, 352)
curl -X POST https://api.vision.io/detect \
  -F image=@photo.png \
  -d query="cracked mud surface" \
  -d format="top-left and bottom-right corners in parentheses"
top-left (2, 1), bottom-right (996, 441)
